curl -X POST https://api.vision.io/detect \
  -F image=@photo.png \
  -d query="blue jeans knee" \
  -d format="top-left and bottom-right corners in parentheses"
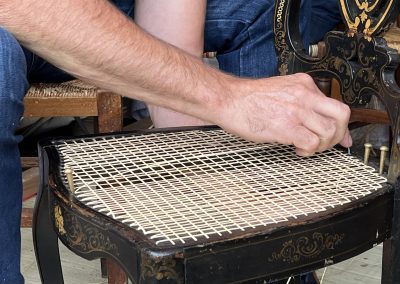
top-left (0, 26), bottom-right (28, 284)
top-left (204, 0), bottom-right (341, 78)
top-left (0, 27), bottom-right (28, 107)
top-left (205, 0), bottom-right (277, 77)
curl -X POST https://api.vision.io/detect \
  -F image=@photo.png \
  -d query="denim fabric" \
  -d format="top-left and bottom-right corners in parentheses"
top-left (205, 0), bottom-right (342, 78)
top-left (110, 0), bottom-right (135, 17)
top-left (0, 29), bottom-right (75, 284)
top-left (0, 27), bottom-right (29, 284)
top-left (0, 2), bottom-right (133, 282)
top-left (0, 1), bottom-right (341, 283)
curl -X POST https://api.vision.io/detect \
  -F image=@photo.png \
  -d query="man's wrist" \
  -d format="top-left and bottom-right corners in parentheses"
top-left (202, 72), bottom-right (242, 127)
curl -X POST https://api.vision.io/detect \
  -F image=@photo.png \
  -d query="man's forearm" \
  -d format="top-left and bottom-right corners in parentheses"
top-left (0, 0), bottom-right (231, 122)
top-left (0, 0), bottom-right (353, 155)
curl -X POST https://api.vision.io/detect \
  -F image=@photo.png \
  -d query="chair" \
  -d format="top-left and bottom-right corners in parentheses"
top-left (21, 80), bottom-right (126, 284)
top-left (32, 1), bottom-right (400, 283)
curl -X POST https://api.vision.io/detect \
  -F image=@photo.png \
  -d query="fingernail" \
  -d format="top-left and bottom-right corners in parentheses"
top-left (347, 134), bottom-right (353, 147)
top-left (296, 148), bottom-right (314, 157)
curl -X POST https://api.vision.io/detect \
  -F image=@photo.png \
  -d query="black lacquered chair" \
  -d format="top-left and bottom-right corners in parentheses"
top-left (34, 126), bottom-right (392, 284)
top-left (33, 0), bottom-right (400, 283)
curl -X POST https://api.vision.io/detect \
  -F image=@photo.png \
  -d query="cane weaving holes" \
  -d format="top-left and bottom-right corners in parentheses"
top-left (54, 129), bottom-right (386, 246)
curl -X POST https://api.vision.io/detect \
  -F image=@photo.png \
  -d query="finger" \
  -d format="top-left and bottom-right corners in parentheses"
top-left (290, 126), bottom-right (320, 156)
top-left (339, 128), bottom-right (353, 148)
top-left (295, 148), bottom-right (315, 157)
top-left (312, 97), bottom-right (350, 147)
top-left (297, 109), bottom-right (336, 152)
top-left (312, 96), bottom-right (351, 122)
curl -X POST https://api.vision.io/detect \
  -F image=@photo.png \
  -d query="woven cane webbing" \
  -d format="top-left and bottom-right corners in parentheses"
top-left (26, 80), bottom-right (97, 98)
top-left (54, 129), bottom-right (387, 246)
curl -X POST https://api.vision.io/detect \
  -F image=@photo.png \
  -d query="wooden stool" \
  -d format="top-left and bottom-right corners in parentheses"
top-left (22, 80), bottom-right (126, 284)
top-left (22, 80), bottom-right (122, 226)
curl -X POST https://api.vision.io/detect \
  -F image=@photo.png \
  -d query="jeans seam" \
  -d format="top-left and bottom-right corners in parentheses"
top-left (239, 27), bottom-right (253, 77)
top-left (27, 53), bottom-right (36, 74)
top-left (206, 19), bottom-right (251, 25)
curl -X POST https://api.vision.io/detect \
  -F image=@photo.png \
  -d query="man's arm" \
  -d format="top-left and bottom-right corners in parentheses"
top-left (135, 0), bottom-right (209, 127)
top-left (1, 0), bottom-right (217, 114)
top-left (0, 0), bottom-right (351, 155)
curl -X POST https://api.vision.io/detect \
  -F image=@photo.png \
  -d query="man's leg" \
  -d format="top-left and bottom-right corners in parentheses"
top-left (0, 27), bottom-right (29, 284)
top-left (0, 24), bottom-right (78, 284)
top-left (308, 0), bottom-right (342, 45)
top-left (134, 0), bottom-right (208, 127)
top-left (205, 0), bottom-right (277, 77)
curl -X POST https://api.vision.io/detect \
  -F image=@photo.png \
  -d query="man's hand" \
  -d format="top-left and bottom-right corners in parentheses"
top-left (0, 0), bottom-right (351, 155)
top-left (216, 73), bottom-right (352, 156)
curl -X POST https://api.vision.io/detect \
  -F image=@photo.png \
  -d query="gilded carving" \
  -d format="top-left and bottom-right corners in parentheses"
top-left (268, 232), bottom-right (344, 263)
top-left (278, 63), bottom-right (288, 76)
top-left (55, 204), bottom-right (119, 256)
top-left (343, 88), bottom-right (358, 105)
top-left (274, 0), bottom-right (291, 76)
top-left (54, 205), bottom-right (66, 235)
top-left (141, 255), bottom-right (180, 282)
top-left (340, 0), bottom-right (394, 38)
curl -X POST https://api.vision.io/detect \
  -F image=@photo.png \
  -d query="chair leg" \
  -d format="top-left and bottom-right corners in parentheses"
top-left (32, 157), bottom-right (64, 284)
top-left (101, 258), bottom-right (108, 278)
top-left (107, 259), bottom-right (128, 284)
top-left (382, 239), bottom-right (392, 284)
top-left (96, 92), bottom-right (123, 133)
top-left (381, 179), bottom-right (400, 284)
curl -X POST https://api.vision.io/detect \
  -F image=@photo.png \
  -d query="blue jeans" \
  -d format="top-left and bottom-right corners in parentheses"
top-left (0, 32), bottom-right (73, 284)
top-left (0, 0), bottom-right (341, 283)
top-left (205, 0), bottom-right (341, 77)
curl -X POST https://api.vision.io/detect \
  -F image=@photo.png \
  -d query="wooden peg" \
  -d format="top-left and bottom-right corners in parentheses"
top-left (364, 143), bottom-right (372, 164)
top-left (64, 166), bottom-right (75, 194)
top-left (379, 146), bottom-right (389, 175)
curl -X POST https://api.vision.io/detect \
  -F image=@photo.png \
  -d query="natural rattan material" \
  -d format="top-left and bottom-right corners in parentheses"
top-left (23, 80), bottom-right (101, 117)
top-left (26, 80), bottom-right (97, 98)
top-left (55, 129), bottom-right (387, 246)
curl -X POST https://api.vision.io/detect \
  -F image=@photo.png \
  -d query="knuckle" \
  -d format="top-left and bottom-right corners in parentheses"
top-left (294, 73), bottom-right (310, 80)
top-left (322, 119), bottom-right (336, 138)
top-left (341, 103), bottom-right (351, 118)
top-left (293, 84), bottom-right (309, 95)
top-left (297, 131), bottom-right (320, 153)
top-left (336, 102), bottom-right (351, 122)
top-left (296, 73), bottom-right (315, 84)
